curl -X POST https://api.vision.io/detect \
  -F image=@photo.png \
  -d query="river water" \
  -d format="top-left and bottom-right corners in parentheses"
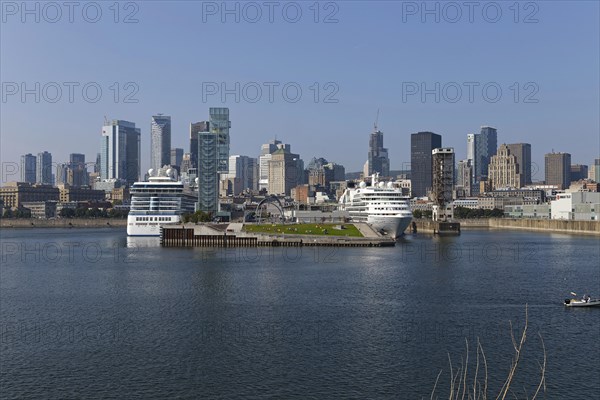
top-left (1, 228), bottom-right (598, 398)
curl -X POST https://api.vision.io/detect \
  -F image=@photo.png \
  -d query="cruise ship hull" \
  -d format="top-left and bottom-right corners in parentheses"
top-left (367, 215), bottom-right (413, 238)
top-left (127, 215), bottom-right (181, 236)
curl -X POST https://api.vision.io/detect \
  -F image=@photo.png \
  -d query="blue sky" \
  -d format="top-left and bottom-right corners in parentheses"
top-left (1, 1), bottom-right (599, 182)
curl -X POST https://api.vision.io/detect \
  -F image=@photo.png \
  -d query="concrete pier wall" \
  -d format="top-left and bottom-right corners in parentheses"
top-left (412, 218), bottom-right (599, 235)
top-left (0, 218), bottom-right (127, 229)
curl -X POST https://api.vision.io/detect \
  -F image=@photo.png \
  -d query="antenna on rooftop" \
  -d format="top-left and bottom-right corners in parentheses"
top-left (374, 109), bottom-right (380, 131)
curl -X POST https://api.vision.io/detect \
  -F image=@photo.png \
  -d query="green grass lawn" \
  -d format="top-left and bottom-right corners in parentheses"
top-left (243, 223), bottom-right (363, 237)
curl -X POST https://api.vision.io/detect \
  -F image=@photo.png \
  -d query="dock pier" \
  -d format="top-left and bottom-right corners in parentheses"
top-left (160, 223), bottom-right (396, 248)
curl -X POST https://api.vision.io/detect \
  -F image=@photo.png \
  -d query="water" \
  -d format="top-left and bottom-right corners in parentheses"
top-left (1, 228), bottom-right (598, 399)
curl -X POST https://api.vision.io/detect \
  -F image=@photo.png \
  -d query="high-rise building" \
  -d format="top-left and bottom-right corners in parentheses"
top-left (411, 131), bottom-right (442, 197)
top-left (248, 157), bottom-right (259, 191)
top-left (197, 131), bottom-right (220, 212)
top-left (456, 159), bottom-right (472, 197)
top-left (474, 126), bottom-right (498, 182)
top-left (95, 153), bottom-right (101, 173)
top-left (171, 148), bottom-right (184, 169)
top-left (488, 144), bottom-right (521, 190)
top-left (306, 157), bottom-right (345, 190)
top-left (36, 151), bottom-right (53, 185)
top-left (545, 152), bottom-right (571, 190)
top-left (589, 159), bottom-right (600, 182)
top-left (506, 143), bottom-right (531, 186)
top-left (570, 164), bottom-right (589, 182)
top-left (20, 154), bottom-right (36, 183)
top-left (259, 154), bottom-right (272, 191)
top-left (55, 163), bottom-right (68, 186)
top-left (209, 108), bottom-right (230, 173)
top-left (197, 108), bottom-right (230, 213)
top-left (259, 139), bottom-right (287, 191)
top-left (466, 134), bottom-right (476, 164)
top-left (431, 147), bottom-right (455, 220)
top-left (68, 153), bottom-right (88, 187)
top-left (100, 120), bottom-right (141, 185)
top-left (228, 155), bottom-right (257, 192)
top-left (180, 153), bottom-right (192, 174)
top-left (150, 115), bottom-right (171, 171)
top-left (190, 121), bottom-right (209, 169)
top-left (367, 129), bottom-right (390, 177)
top-left (268, 147), bottom-right (301, 195)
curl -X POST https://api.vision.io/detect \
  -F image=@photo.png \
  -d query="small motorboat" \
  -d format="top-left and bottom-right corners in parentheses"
top-left (564, 294), bottom-right (600, 307)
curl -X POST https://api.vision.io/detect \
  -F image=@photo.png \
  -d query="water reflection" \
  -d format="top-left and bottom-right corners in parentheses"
top-left (126, 236), bottom-right (161, 248)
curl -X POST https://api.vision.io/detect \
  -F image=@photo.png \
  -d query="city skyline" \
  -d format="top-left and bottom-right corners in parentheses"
top-left (8, 115), bottom-right (599, 186)
top-left (2, 2), bottom-right (598, 182)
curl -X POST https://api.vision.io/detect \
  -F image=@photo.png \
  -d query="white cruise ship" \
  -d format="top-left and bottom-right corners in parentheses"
top-left (338, 174), bottom-right (413, 238)
top-left (127, 167), bottom-right (197, 236)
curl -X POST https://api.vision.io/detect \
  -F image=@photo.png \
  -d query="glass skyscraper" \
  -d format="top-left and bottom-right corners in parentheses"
top-left (506, 143), bottom-right (532, 186)
top-left (411, 132), bottom-right (442, 197)
top-left (190, 121), bottom-right (209, 169)
top-left (36, 151), bottom-right (53, 185)
top-left (100, 120), bottom-right (141, 185)
top-left (209, 108), bottom-right (230, 173)
top-left (367, 129), bottom-right (390, 177)
top-left (197, 108), bottom-right (230, 213)
top-left (20, 153), bottom-right (37, 183)
top-left (151, 115), bottom-right (171, 172)
top-left (474, 126), bottom-right (498, 183)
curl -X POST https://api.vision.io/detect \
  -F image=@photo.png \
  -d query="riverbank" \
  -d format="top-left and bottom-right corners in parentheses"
top-left (413, 218), bottom-right (600, 235)
top-left (0, 218), bottom-right (127, 229)
top-left (2, 217), bottom-right (598, 235)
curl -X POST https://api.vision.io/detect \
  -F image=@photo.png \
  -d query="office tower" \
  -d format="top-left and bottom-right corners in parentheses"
top-left (150, 114), bottom-right (171, 171)
top-left (228, 155), bottom-right (258, 192)
top-left (248, 157), bottom-right (258, 191)
top-left (474, 126), bottom-right (498, 182)
top-left (197, 131), bottom-right (219, 212)
top-left (55, 163), bottom-right (68, 186)
top-left (36, 151), bottom-right (53, 185)
top-left (488, 144), bottom-right (521, 190)
top-left (570, 164), bottom-right (588, 182)
top-left (20, 153), bottom-right (36, 183)
top-left (180, 153), bottom-right (192, 174)
top-left (95, 153), bottom-right (101, 173)
top-left (197, 108), bottom-right (231, 213)
top-left (466, 134), bottom-right (476, 163)
top-left (259, 139), bottom-right (288, 191)
top-left (325, 162), bottom-right (346, 182)
top-left (431, 148), bottom-right (455, 218)
top-left (100, 120), bottom-right (141, 185)
top-left (190, 121), bottom-right (209, 169)
top-left (589, 159), bottom-right (600, 182)
top-left (306, 157), bottom-right (344, 189)
top-left (367, 129), bottom-right (390, 177)
top-left (209, 108), bottom-right (230, 173)
top-left (457, 159), bottom-right (472, 197)
top-left (259, 154), bottom-right (272, 191)
top-left (307, 157), bottom-right (328, 186)
top-left (506, 143), bottom-right (531, 186)
top-left (410, 131), bottom-right (442, 197)
top-left (268, 147), bottom-right (301, 195)
top-left (68, 153), bottom-right (88, 187)
top-left (171, 148), bottom-right (184, 168)
top-left (545, 152), bottom-right (571, 190)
